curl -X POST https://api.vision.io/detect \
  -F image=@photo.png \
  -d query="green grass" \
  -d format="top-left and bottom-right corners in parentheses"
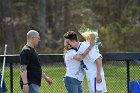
top-left (1, 64), bottom-right (140, 93)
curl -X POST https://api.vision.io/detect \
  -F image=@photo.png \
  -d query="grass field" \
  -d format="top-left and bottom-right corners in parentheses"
top-left (1, 63), bottom-right (140, 93)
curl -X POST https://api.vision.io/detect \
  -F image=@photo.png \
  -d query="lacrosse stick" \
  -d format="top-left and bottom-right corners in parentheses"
top-left (0, 44), bottom-right (7, 93)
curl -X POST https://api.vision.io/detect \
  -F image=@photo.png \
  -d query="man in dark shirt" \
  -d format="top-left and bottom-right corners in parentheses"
top-left (20, 30), bottom-right (53, 93)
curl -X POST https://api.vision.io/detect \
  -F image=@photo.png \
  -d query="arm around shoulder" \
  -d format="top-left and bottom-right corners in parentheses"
top-left (73, 42), bottom-right (94, 61)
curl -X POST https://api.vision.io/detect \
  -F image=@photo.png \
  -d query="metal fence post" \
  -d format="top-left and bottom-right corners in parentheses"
top-left (127, 61), bottom-right (130, 93)
top-left (10, 63), bottom-right (13, 93)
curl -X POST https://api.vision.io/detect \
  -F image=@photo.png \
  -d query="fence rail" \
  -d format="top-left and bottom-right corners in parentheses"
top-left (0, 52), bottom-right (140, 93)
top-left (1, 52), bottom-right (140, 63)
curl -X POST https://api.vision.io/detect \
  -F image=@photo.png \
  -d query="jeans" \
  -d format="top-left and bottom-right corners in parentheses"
top-left (64, 76), bottom-right (83, 93)
top-left (29, 83), bottom-right (40, 93)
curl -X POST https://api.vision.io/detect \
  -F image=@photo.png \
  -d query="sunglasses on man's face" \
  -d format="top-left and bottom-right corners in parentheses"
top-left (33, 37), bottom-right (40, 40)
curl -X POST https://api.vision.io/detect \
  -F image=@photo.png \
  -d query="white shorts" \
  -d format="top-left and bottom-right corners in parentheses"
top-left (86, 74), bottom-right (107, 93)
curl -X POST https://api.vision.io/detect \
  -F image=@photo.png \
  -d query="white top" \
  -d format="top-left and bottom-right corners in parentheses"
top-left (64, 48), bottom-right (84, 81)
top-left (77, 42), bottom-right (104, 76)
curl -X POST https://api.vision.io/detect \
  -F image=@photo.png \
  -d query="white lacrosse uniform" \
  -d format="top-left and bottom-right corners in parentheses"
top-left (78, 42), bottom-right (107, 93)
top-left (64, 48), bottom-right (84, 81)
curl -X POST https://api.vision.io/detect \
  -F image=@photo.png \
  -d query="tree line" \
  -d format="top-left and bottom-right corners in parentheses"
top-left (0, 0), bottom-right (140, 54)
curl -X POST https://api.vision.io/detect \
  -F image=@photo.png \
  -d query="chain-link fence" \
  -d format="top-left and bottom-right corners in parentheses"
top-left (0, 53), bottom-right (140, 93)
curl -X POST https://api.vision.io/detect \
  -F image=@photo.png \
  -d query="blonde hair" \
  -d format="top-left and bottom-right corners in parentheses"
top-left (82, 31), bottom-right (98, 42)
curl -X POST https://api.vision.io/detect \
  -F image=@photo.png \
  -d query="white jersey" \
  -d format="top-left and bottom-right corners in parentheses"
top-left (64, 49), bottom-right (84, 81)
top-left (78, 42), bottom-right (107, 93)
top-left (77, 42), bottom-right (104, 75)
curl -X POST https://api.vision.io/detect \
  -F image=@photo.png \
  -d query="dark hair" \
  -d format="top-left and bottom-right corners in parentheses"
top-left (63, 31), bottom-right (78, 41)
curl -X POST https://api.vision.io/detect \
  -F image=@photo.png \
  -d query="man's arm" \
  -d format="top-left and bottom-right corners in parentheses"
top-left (73, 42), bottom-right (94, 61)
top-left (95, 57), bottom-right (102, 83)
top-left (20, 65), bottom-right (29, 93)
top-left (42, 72), bottom-right (53, 85)
top-left (20, 65), bottom-right (28, 84)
